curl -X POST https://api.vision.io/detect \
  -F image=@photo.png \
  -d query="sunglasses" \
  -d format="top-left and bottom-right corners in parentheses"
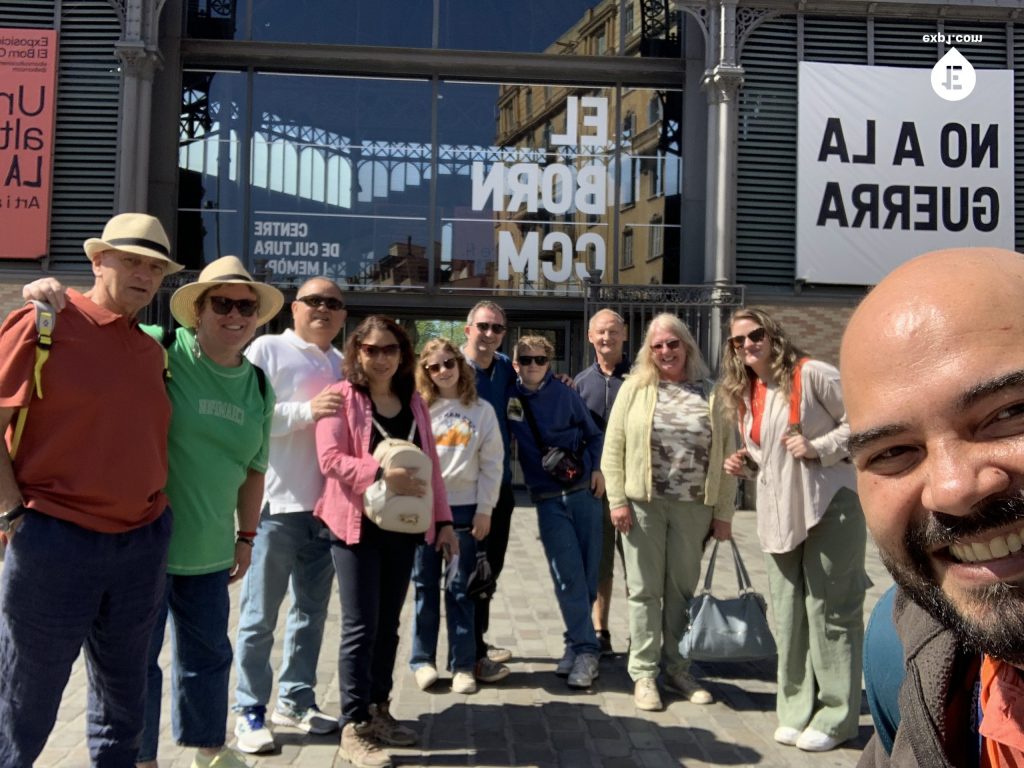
top-left (424, 357), bottom-right (457, 374)
top-left (650, 339), bottom-right (682, 352)
top-left (474, 321), bottom-right (506, 335)
top-left (359, 343), bottom-right (400, 358)
top-left (297, 295), bottom-right (345, 311)
top-left (208, 296), bottom-right (259, 317)
top-left (517, 355), bottom-right (549, 367)
top-left (729, 327), bottom-right (767, 349)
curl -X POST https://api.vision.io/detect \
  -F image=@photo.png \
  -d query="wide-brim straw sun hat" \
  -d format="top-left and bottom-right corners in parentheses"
top-left (170, 255), bottom-right (285, 328)
top-left (83, 212), bottom-right (184, 274)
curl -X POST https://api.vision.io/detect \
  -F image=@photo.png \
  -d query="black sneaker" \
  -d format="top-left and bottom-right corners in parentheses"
top-left (598, 630), bottom-right (613, 658)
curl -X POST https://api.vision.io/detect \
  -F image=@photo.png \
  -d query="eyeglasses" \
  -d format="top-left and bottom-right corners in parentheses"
top-left (474, 321), bottom-right (506, 335)
top-left (650, 339), bottom-right (682, 352)
top-left (297, 295), bottom-right (345, 311)
top-left (359, 343), bottom-right (400, 358)
top-left (208, 296), bottom-right (259, 317)
top-left (728, 327), bottom-right (767, 349)
top-left (517, 355), bottom-right (549, 367)
top-left (424, 357), bottom-right (457, 374)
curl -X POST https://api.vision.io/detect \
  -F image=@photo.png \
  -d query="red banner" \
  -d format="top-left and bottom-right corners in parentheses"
top-left (0, 28), bottom-right (57, 260)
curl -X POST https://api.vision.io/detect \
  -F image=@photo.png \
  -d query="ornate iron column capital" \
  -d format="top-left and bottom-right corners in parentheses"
top-left (702, 63), bottom-right (745, 104)
top-left (114, 41), bottom-right (163, 80)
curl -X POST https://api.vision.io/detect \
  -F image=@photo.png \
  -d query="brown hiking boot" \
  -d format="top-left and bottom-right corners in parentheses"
top-left (368, 701), bottom-right (417, 747)
top-left (338, 721), bottom-right (391, 768)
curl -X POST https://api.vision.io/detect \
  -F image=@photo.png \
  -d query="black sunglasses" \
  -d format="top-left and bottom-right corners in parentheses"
top-left (208, 296), bottom-right (258, 317)
top-left (518, 355), bottom-right (549, 366)
top-left (359, 343), bottom-right (400, 358)
top-left (729, 327), bottom-right (767, 349)
top-left (424, 357), bottom-right (457, 374)
top-left (651, 339), bottom-right (682, 352)
top-left (474, 321), bottom-right (506, 335)
top-left (297, 295), bottom-right (345, 311)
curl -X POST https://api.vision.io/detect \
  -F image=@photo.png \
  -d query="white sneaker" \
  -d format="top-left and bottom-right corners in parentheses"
top-left (451, 671), bottom-right (478, 694)
top-left (773, 726), bottom-right (801, 746)
top-left (413, 664), bottom-right (439, 690)
top-left (234, 708), bottom-right (275, 754)
top-left (270, 703), bottom-right (338, 735)
top-left (796, 728), bottom-right (844, 752)
top-left (555, 647), bottom-right (576, 677)
top-left (634, 677), bottom-right (663, 711)
top-left (567, 652), bottom-right (599, 688)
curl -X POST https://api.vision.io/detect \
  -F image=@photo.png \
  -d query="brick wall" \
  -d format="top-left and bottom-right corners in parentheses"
top-left (744, 300), bottom-right (860, 367)
top-left (0, 277), bottom-right (94, 320)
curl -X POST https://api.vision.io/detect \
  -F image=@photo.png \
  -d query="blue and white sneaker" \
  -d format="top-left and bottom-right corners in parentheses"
top-left (234, 706), bottom-right (275, 754)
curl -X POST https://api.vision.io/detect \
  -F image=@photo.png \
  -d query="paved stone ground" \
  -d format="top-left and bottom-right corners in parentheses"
top-left (28, 501), bottom-right (893, 767)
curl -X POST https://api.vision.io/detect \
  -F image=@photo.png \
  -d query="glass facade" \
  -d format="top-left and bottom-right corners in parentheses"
top-left (189, 0), bottom-right (652, 55)
top-left (179, 0), bottom-right (686, 293)
top-left (179, 73), bottom-right (681, 292)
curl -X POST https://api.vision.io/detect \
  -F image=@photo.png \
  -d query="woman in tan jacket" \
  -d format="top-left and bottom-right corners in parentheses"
top-left (721, 307), bottom-right (867, 753)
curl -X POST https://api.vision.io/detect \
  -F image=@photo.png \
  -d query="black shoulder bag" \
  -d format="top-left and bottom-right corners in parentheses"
top-left (519, 395), bottom-right (586, 487)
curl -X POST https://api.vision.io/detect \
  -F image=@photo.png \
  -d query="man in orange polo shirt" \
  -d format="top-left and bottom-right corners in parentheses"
top-left (0, 213), bottom-right (183, 767)
top-left (843, 247), bottom-right (1024, 767)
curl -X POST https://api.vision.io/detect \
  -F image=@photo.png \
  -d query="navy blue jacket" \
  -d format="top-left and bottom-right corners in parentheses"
top-left (467, 350), bottom-right (515, 484)
top-left (573, 358), bottom-right (630, 433)
top-left (507, 371), bottom-right (603, 499)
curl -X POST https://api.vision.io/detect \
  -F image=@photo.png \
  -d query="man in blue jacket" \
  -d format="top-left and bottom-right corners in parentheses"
top-left (507, 335), bottom-right (605, 689)
top-left (574, 308), bottom-right (630, 657)
top-left (461, 300), bottom-right (516, 683)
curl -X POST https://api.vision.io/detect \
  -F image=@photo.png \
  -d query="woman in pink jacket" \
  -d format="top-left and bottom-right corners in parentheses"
top-left (315, 315), bottom-right (456, 768)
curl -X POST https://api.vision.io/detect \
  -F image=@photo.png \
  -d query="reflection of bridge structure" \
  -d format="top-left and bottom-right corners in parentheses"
top-left (182, 92), bottom-right (619, 211)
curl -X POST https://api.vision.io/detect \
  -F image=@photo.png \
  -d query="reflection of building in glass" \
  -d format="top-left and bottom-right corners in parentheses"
top-left (365, 239), bottom-right (485, 289)
top-left (492, 0), bottom-right (682, 294)
top-left (367, 239), bottom-right (434, 287)
top-left (186, 0), bottom-right (238, 38)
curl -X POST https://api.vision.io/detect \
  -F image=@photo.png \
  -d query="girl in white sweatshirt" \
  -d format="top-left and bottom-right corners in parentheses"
top-left (409, 338), bottom-right (504, 693)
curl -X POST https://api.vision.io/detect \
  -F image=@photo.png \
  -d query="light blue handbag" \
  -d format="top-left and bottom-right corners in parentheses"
top-left (678, 539), bottom-right (777, 663)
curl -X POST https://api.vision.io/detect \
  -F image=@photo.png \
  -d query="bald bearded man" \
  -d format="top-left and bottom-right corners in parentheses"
top-left (842, 247), bottom-right (1024, 767)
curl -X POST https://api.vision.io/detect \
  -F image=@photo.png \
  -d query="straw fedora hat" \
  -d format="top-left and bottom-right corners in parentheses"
top-left (83, 213), bottom-right (184, 274)
top-left (170, 255), bottom-right (284, 328)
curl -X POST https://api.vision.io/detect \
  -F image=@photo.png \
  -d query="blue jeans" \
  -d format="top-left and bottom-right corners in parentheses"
top-left (234, 508), bottom-right (334, 712)
top-left (139, 570), bottom-right (233, 761)
top-left (0, 508), bottom-right (170, 768)
top-left (535, 488), bottom-right (602, 656)
top-left (331, 521), bottom-right (418, 724)
top-left (410, 504), bottom-right (477, 672)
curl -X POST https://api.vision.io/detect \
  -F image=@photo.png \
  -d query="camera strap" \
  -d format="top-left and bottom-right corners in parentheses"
top-left (517, 394), bottom-right (549, 453)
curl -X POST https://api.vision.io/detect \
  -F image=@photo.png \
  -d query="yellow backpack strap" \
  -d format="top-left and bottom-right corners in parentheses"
top-left (10, 301), bottom-right (56, 460)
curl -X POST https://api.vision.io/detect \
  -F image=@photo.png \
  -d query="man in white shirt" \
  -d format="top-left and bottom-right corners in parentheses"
top-left (232, 278), bottom-right (347, 754)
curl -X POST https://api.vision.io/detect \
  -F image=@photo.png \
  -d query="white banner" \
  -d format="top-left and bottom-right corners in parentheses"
top-left (796, 60), bottom-right (1014, 285)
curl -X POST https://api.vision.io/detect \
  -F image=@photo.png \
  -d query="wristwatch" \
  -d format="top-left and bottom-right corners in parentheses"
top-left (0, 506), bottom-right (26, 533)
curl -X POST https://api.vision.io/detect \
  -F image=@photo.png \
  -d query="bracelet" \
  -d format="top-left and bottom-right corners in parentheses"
top-left (236, 530), bottom-right (258, 539)
top-left (236, 536), bottom-right (255, 547)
